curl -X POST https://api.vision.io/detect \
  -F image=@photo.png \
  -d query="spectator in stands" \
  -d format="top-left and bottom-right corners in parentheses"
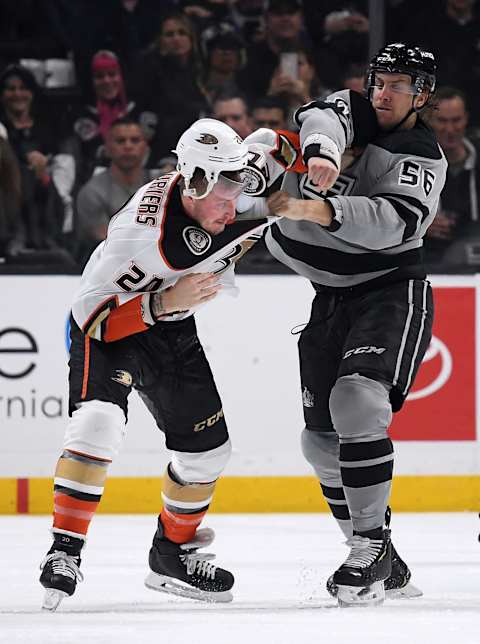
top-left (102, 1), bottom-right (177, 83)
top-left (202, 24), bottom-right (246, 104)
top-left (0, 0), bottom-right (68, 71)
top-left (251, 97), bottom-right (288, 130)
top-left (71, 50), bottom-right (138, 185)
top-left (395, 0), bottom-right (480, 127)
top-left (0, 136), bottom-right (24, 259)
top-left (75, 117), bottom-right (157, 266)
top-left (181, 0), bottom-right (236, 35)
top-left (130, 12), bottom-right (209, 162)
top-left (302, 1), bottom-right (368, 89)
top-left (239, 0), bottom-right (305, 101)
top-left (425, 86), bottom-right (480, 266)
top-left (229, 0), bottom-right (265, 44)
top-left (212, 93), bottom-right (252, 138)
top-left (0, 64), bottom-right (75, 251)
top-left (267, 47), bottom-right (331, 125)
top-left (338, 62), bottom-right (367, 93)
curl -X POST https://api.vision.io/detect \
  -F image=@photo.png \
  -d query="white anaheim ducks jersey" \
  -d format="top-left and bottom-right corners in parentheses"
top-left (73, 172), bottom-right (271, 342)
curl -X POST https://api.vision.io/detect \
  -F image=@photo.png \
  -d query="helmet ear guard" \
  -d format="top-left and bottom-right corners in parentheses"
top-left (173, 118), bottom-right (249, 199)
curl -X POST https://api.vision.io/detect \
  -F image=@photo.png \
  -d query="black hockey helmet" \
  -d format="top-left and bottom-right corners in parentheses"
top-left (366, 42), bottom-right (436, 98)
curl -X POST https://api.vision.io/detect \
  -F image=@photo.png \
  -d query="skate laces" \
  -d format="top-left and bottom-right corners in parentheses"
top-left (40, 551), bottom-right (84, 583)
top-left (179, 551), bottom-right (217, 579)
top-left (342, 535), bottom-right (384, 569)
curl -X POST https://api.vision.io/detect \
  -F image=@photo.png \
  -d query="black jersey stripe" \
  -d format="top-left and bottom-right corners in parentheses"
top-left (401, 280), bottom-right (429, 394)
top-left (378, 196), bottom-right (421, 241)
top-left (270, 223), bottom-right (423, 275)
top-left (373, 193), bottom-right (430, 221)
top-left (392, 279), bottom-right (430, 395)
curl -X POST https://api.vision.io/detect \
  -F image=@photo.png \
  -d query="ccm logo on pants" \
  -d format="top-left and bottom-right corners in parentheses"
top-left (193, 409), bottom-right (224, 432)
top-left (343, 346), bottom-right (386, 359)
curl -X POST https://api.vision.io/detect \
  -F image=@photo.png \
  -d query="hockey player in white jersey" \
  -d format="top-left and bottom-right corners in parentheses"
top-left (246, 43), bottom-right (447, 606)
top-left (38, 117), bottom-right (281, 611)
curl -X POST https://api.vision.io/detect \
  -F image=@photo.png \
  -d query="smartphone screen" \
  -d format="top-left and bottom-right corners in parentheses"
top-left (280, 52), bottom-right (298, 78)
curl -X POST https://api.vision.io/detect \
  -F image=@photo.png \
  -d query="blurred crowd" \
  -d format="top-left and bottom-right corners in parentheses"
top-left (0, 0), bottom-right (480, 272)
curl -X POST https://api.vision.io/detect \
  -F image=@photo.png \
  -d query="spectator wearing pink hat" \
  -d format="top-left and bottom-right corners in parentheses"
top-left (70, 50), bottom-right (138, 185)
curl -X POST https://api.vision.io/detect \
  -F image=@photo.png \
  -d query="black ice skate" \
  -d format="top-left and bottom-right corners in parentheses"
top-left (332, 529), bottom-right (392, 607)
top-left (39, 534), bottom-right (85, 611)
top-left (326, 542), bottom-right (422, 600)
top-left (145, 521), bottom-right (234, 603)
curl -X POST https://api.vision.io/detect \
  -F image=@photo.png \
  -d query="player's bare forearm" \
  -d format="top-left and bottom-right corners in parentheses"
top-left (152, 273), bottom-right (220, 319)
top-left (267, 191), bottom-right (333, 226)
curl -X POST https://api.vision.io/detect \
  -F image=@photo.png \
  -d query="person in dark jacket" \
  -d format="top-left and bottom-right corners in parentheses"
top-left (129, 12), bottom-right (209, 161)
top-left (425, 86), bottom-right (480, 266)
top-left (0, 64), bottom-right (74, 251)
top-left (0, 136), bottom-right (24, 258)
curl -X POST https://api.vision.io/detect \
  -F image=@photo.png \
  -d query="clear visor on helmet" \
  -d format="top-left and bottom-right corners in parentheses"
top-left (210, 171), bottom-right (246, 200)
top-left (371, 74), bottom-right (419, 96)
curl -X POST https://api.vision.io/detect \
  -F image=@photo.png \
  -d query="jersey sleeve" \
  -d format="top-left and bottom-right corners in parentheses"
top-left (244, 128), bottom-right (306, 196)
top-left (295, 90), bottom-right (379, 168)
top-left (326, 151), bottom-right (447, 249)
top-left (73, 286), bottom-right (159, 343)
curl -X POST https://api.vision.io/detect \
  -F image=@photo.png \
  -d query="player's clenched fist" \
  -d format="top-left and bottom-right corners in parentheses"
top-left (267, 191), bottom-right (304, 220)
top-left (307, 157), bottom-right (339, 190)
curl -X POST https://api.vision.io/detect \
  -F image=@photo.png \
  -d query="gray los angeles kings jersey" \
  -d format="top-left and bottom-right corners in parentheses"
top-left (264, 90), bottom-right (448, 288)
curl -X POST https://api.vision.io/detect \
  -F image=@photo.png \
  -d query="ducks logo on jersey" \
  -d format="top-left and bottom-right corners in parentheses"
top-left (183, 226), bottom-right (212, 255)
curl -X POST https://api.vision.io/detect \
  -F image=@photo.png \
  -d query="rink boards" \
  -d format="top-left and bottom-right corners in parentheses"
top-left (0, 274), bottom-right (479, 513)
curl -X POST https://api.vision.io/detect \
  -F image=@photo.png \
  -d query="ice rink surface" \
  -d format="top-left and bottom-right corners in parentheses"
top-left (1, 513), bottom-right (478, 644)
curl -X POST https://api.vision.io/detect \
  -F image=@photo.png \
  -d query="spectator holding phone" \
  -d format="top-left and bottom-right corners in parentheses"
top-left (268, 47), bottom-right (331, 125)
top-left (239, 0), bottom-right (305, 101)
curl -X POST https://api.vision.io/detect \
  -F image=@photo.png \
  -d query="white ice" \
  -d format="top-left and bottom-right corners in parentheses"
top-left (1, 513), bottom-right (479, 644)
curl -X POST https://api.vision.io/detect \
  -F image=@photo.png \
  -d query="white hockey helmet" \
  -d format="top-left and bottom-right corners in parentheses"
top-left (173, 118), bottom-right (249, 199)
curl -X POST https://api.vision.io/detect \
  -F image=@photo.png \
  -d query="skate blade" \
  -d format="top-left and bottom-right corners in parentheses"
top-left (42, 588), bottom-right (68, 612)
top-left (144, 571), bottom-right (233, 603)
top-left (386, 581), bottom-right (423, 599)
top-left (337, 581), bottom-right (385, 608)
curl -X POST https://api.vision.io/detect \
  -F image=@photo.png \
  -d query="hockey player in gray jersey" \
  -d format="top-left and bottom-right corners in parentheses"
top-left (264, 43), bottom-right (447, 606)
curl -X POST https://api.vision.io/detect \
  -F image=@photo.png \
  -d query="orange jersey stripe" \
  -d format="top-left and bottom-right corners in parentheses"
top-left (81, 335), bottom-right (90, 399)
top-left (158, 173), bottom-right (182, 270)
